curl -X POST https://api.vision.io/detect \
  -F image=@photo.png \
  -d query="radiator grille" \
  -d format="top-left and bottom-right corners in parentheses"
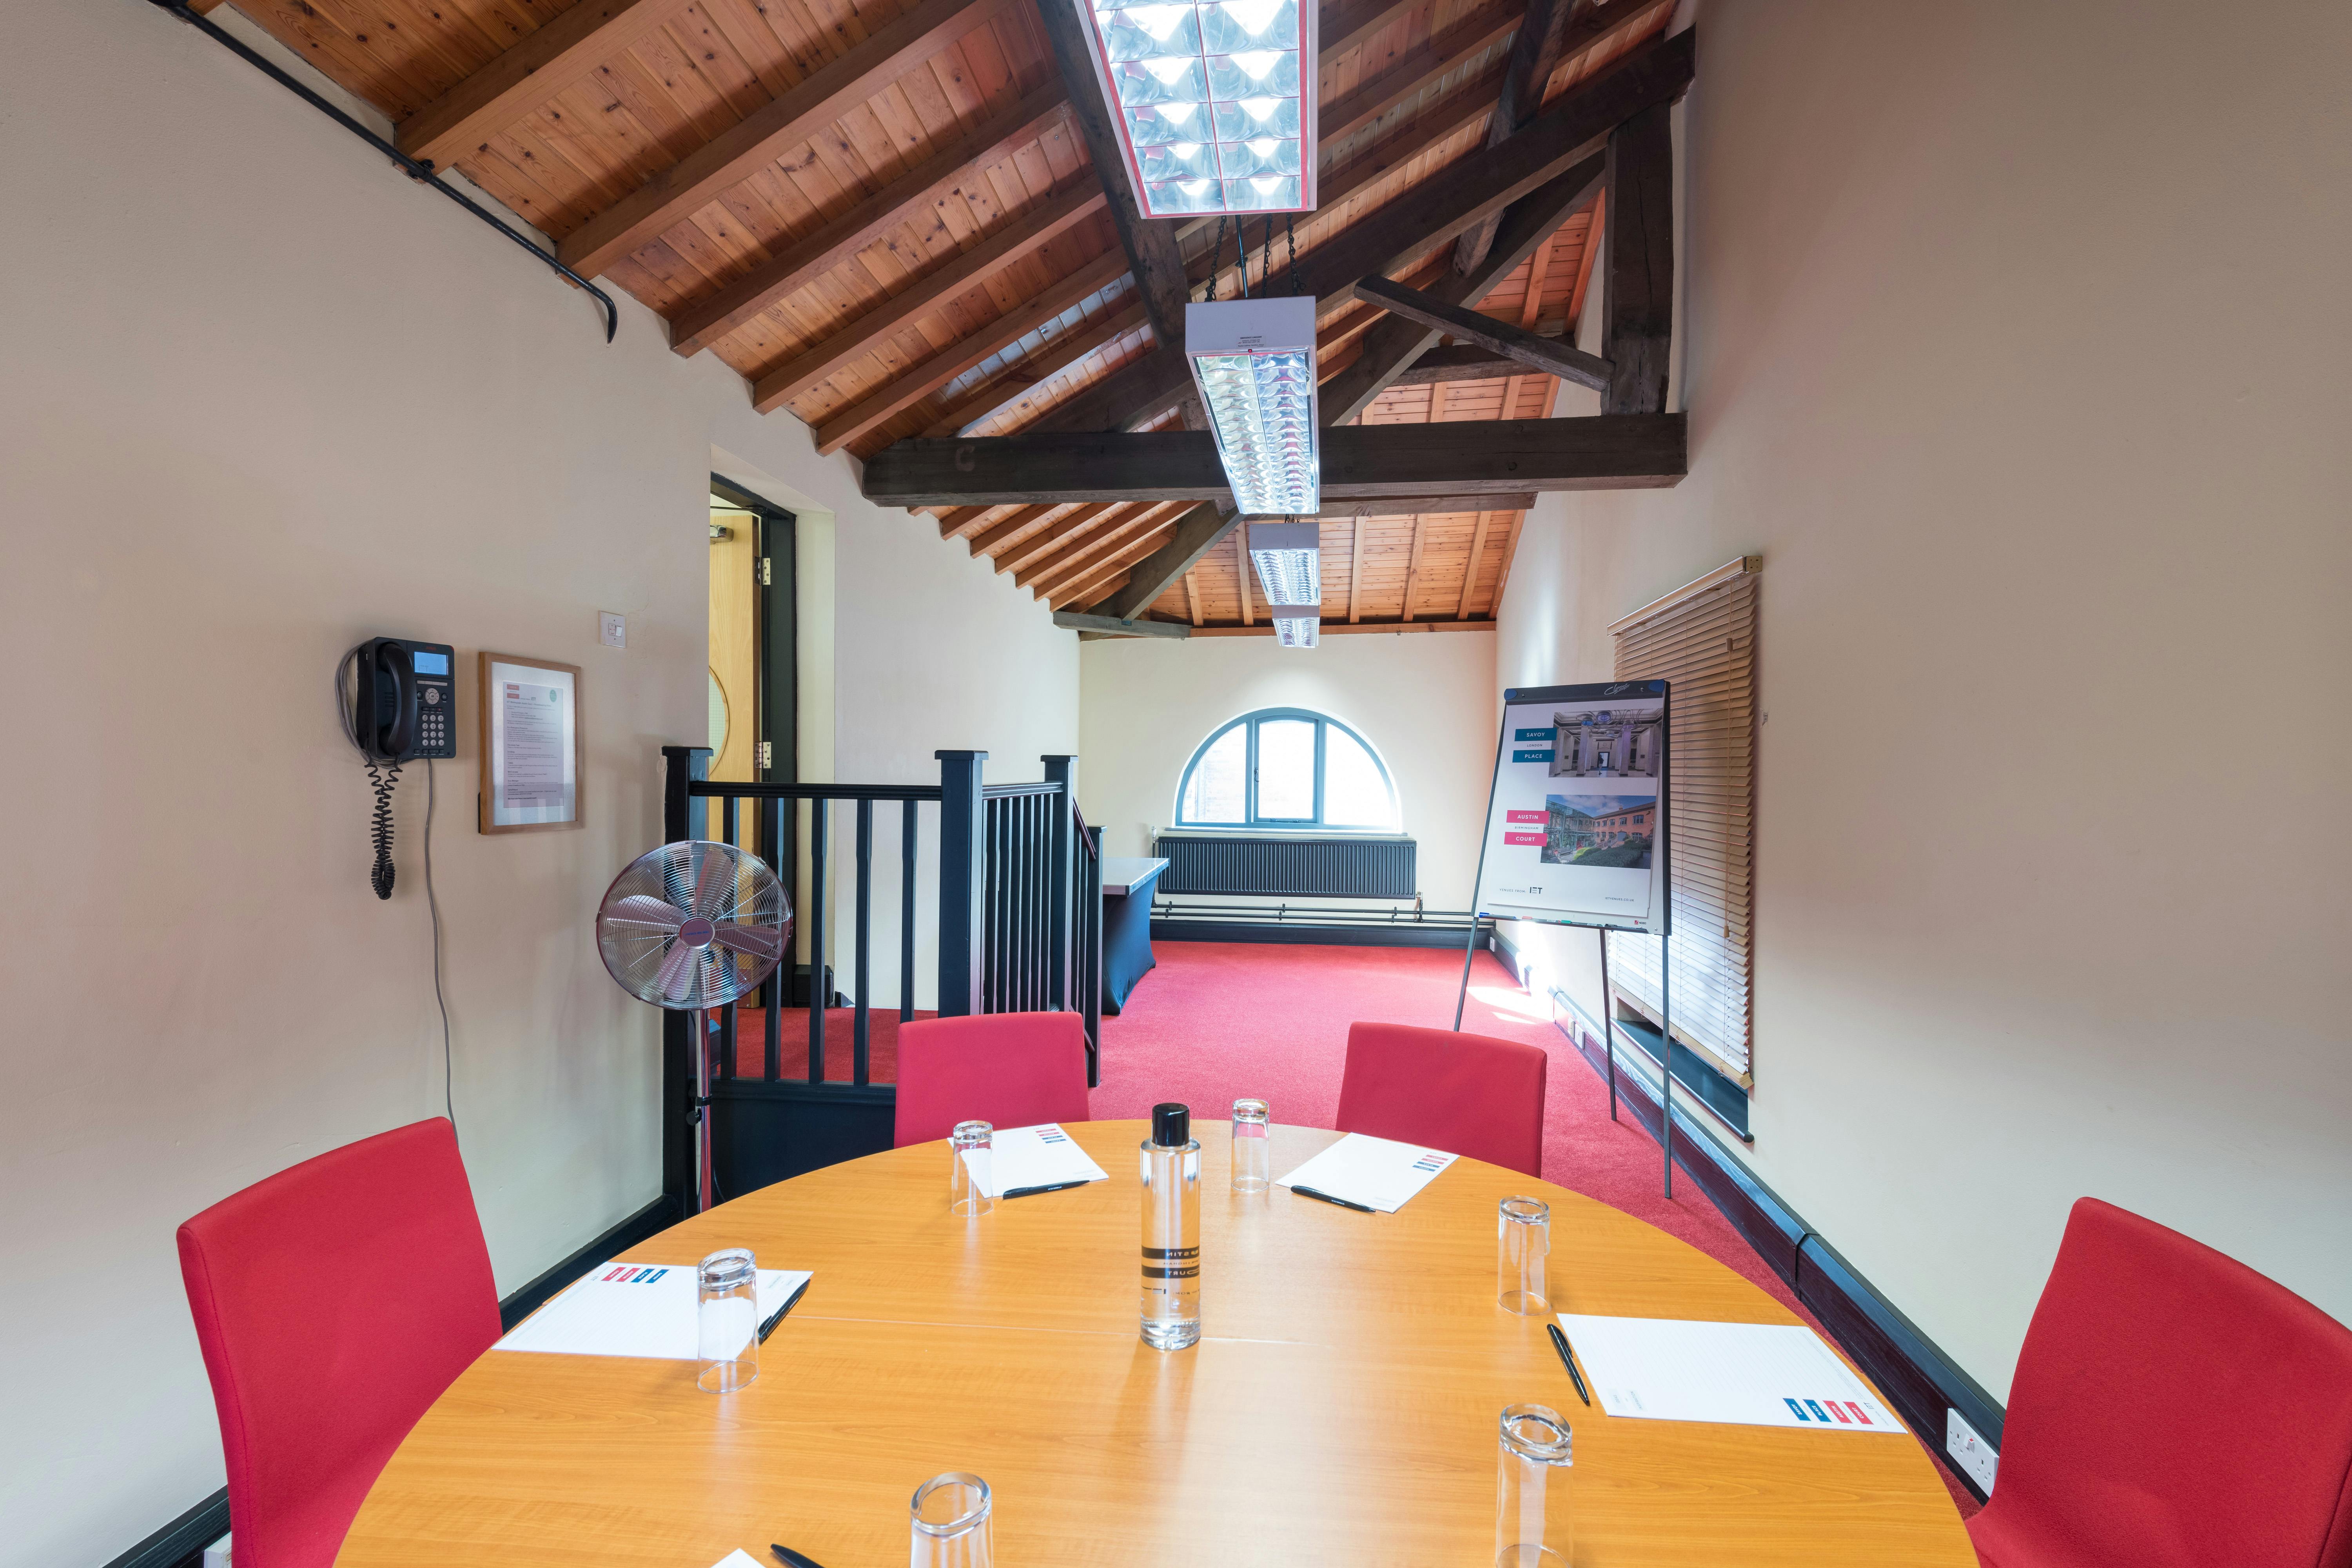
top-left (1153, 836), bottom-right (1416, 898)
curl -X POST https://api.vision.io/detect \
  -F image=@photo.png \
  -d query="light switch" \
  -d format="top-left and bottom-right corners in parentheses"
top-left (599, 612), bottom-right (627, 649)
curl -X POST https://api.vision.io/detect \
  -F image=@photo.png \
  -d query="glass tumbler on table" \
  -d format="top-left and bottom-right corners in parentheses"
top-left (1498, 1196), bottom-right (1551, 1315)
top-left (950, 1120), bottom-right (995, 1219)
top-left (695, 1247), bottom-right (759, 1394)
top-left (1230, 1098), bottom-right (1271, 1192)
top-left (1495, 1403), bottom-right (1575, 1568)
top-left (909, 1471), bottom-right (993, 1568)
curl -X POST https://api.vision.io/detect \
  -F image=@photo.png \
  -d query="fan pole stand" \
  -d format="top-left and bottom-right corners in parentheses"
top-left (691, 1005), bottom-right (717, 1215)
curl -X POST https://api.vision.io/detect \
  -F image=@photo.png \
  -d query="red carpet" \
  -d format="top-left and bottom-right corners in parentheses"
top-left (1090, 940), bottom-right (1981, 1519)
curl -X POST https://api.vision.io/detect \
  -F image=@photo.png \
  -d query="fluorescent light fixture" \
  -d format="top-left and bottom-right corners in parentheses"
top-left (1187, 296), bottom-right (1319, 517)
top-left (1072, 0), bottom-right (1317, 219)
top-left (1272, 615), bottom-right (1319, 647)
top-left (1247, 519), bottom-right (1320, 605)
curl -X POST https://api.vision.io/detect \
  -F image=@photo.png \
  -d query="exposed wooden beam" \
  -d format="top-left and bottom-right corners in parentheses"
top-left (991, 501), bottom-right (1127, 571)
top-left (396, 0), bottom-right (684, 172)
top-left (806, 249), bottom-right (1131, 447)
top-left (1603, 98), bottom-right (1673, 414)
top-left (935, 504), bottom-right (1005, 539)
top-left (1053, 611), bottom-right (1190, 638)
top-left (1033, 0), bottom-right (1192, 349)
top-left (1029, 27), bottom-right (1692, 435)
top-left (1354, 275), bottom-right (1613, 391)
top-left (1319, 155), bottom-right (1603, 425)
top-left (1399, 514), bottom-right (1427, 621)
top-left (1457, 510), bottom-right (1495, 617)
top-left (1320, 2), bottom-right (1523, 149)
top-left (557, 0), bottom-right (1016, 279)
top-left (1184, 572), bottom-right (1204, 625)
top-left (1192, 619), bottom-right (1495, 637)
top-left (1451, 0), bottom-right (1664, 272)
top-left (1567, 187), bottom-right (1604, 335)
top-left (1053, 521), bottom-right (1181, 607)
top-left (1318, 0), bottom-right (1424, 69)
top-left (967, 503), bottom-right (1082, 558)
top-left (924, 302), bottom-right (1147, 436)
top-left (1237, 530), bottom-right (1255, 626)
top-left (1019, 503), bottom-right (1176, 592)
top-left (1388, 345), bottom-right (1534, 387)
top-left (863, 415), bottom-right (1686, 506)
top-left (1347, 511), bottom-right (1367, 622)
top-left (1086, 502), bottom-right (1238, 622)
top-left (666, 85), bottom-right (1071, 357)
top-left (747, 183), bottom-right (1107, 418)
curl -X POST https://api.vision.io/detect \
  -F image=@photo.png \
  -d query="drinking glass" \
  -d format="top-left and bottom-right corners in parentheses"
top-left (1231, 1098), bottom-right (1271, 1192)
top-left (951, 1120), bottom-right (995, 1219)
top-left (696, 1247), bottom-right (759, 1393)
top-left (1495, 1403), bottom-right (1575, 1567)
top-left (1498, 1196), bottom-right (1550, 1315)
top-left (909, 1471), bottom-right (993, 1568)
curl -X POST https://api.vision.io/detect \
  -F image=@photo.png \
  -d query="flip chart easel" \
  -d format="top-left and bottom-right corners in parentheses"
top-left (1453, 681), bottom-right (1678, 1197)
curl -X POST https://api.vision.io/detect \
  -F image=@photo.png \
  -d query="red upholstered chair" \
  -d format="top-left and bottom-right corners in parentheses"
top-left (176, 1118), bottom-right (501, 1568)
top-left (893, 1011), bottom-right (1092, 1147)
top-left (1334, 1022), bottom-right (1547, 1177)
top-left (1969, 1197), bottom-right (2352, 1568)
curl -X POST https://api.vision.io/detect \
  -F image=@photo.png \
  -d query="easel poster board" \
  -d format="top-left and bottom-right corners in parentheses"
top-left (1471, 681), bottom-right (1670, 934)
top-left (480, 653), bottom-right (582, 833)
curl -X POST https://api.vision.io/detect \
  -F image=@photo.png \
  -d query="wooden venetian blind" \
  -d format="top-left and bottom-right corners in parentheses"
top-left (1606, 557), bottom-right (1758, 1084)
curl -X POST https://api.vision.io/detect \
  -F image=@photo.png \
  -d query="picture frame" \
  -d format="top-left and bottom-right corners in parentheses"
top-left (478, 652), bottom-right (583, 834)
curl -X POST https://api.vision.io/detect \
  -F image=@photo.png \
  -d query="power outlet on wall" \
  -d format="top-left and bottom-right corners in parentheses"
top-left (599, 611), bottom-right (627, 648)
top-left (1946, 1408), bottom-right (1998, 1495)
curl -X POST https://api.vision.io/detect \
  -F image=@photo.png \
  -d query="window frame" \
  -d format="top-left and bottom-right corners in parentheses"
top-left (1172, 707), bottom-right (1400, 832)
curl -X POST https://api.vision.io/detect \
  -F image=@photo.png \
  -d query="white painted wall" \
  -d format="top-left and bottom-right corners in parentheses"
top-left (1496, 0), bottom-right (2352, 1403)
top-left (1078, 632), bottom-right (1496, 909)
top-left (0, 3), bottom-right (1073, 1562)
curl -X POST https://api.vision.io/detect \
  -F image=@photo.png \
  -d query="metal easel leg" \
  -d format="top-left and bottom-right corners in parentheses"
top-left (1599, 929), bottom-right (1617, 1122)
top-left (1661, 933), bottom-right (1673, 1200)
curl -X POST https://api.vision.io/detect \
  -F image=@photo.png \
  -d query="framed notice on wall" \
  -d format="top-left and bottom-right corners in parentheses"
top-left (1470, 680), bottom-right (1670, 933)
top-left (479, 653), bottom-right (582, 834)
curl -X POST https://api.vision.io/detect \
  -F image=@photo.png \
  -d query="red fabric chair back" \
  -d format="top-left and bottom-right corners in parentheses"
top-left (1334, 1022), bottom-right (1547, 1177)
top-left (1969, 1197), bottom-right (2352, 1568)
top-left (892, 1012), bottom-right (1092, 1147)
top-left (177, 1118), bottom-right (501, 1568)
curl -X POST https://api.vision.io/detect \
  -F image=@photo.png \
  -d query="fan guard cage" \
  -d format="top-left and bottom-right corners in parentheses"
top-left (595, 840), bottom-right (790, 1012)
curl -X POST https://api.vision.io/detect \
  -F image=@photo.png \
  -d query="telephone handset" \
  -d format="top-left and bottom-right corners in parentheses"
top-left (342, 638), bottom-right (457, 899)
top-left (354, 638), bottom-right (459, 762)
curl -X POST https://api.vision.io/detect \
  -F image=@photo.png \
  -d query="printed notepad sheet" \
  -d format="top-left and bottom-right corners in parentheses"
top-left (971, 1123), bottom-right (1109, 1199)
top-left (495, 1263), bottom-right (811, 1359)
top-left (1275, 1133), bottom-right (1457, 1212)
top-left (1557, 1314), bottom-right (1900, 1433)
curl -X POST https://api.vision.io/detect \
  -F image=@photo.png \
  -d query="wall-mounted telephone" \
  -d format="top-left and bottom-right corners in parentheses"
top-left (340, 638), bottom-right (457, 899)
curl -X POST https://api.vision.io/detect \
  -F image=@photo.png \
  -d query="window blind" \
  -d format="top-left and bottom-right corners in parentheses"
top-left (1606, 558), bottom-right (1758, 1084)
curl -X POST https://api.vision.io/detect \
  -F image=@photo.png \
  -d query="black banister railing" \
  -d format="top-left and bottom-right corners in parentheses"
top-left (656, 746), bottom-right (1104, 1198)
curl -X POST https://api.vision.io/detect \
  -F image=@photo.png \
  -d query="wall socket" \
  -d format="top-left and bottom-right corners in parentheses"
top-left (599, 611), bottom-right (627, 648)
top-left (1945, 1407), bottom-right (1998, 1495)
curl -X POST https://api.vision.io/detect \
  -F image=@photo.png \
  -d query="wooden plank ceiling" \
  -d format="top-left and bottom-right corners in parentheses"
top-left (221, 0), bottom-right (1675, 632)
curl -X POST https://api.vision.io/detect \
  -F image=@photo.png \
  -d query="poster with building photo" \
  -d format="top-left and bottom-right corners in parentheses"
top-left (1472, 681), bottom-right (1669, 932)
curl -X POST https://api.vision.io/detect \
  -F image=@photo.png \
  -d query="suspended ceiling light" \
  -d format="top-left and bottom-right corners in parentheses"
top-left (1073, 0), bottom-right (1318, 219)
top-left (1188, 296), bottom-right (1319, 517)
top-left (1248, 519), bottom-right (1321, 650)
top-left (1272, 615), bottom-right (1320, 647)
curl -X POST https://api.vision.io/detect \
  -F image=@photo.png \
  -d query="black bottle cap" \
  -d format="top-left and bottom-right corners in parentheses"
top-left (1152, 1103), bottom-right (1191, 1147)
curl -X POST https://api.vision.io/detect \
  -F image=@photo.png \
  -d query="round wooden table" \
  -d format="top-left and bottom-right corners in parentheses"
top-left (341, 1120), bottom-right (1976, 1566)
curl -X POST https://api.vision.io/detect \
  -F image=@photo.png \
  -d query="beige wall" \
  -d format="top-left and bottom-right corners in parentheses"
top-left (0, 3), bottom-right (1073, 1562)
top-left (1497, 0), bottom-right (2352, 1403)
top-left (1079, 632), bottom-right (1497, 910)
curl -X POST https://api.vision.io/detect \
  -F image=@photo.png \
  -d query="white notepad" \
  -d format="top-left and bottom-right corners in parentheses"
top-left (495, 1263), bottom-right (812, 1359)
top-left (971, 1123), bottom-right (1110, 1199)
top-left (1275, 1132), bottom-right (1458, 1212)
top-left (1557, 1314), bottom-right (1900, 1433)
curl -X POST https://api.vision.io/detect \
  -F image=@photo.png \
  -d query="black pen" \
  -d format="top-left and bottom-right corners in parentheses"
top-left (757, 1277), bottom-right (811, 1343)
top-left (770, 1544), bottom-right (828, 1568)
top-left (1002, 1179), bottom-right (1091, 1198)
top-left (1290, 1184), bottom-right (1377, 1214)
top-left (1546, 1322), bottom-right (1592, 1406)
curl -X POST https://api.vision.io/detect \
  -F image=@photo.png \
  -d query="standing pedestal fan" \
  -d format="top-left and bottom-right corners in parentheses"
top-left (595, 840), bottom-right (791, 1215)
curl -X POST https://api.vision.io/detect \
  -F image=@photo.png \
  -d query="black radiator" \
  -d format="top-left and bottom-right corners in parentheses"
top-left (1153, 835), bottom-right (1417, 898)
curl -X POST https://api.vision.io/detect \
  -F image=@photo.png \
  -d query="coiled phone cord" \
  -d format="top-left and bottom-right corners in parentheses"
top-left (366, 757), bottom-right (403, 900)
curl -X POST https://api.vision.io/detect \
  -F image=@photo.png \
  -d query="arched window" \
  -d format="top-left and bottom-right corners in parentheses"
top-left (1174, 708), bottom-right (1401, 831)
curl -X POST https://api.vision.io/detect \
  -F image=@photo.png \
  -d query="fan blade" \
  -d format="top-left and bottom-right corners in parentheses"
top-left (655, 938), bottom-right (700, 1004)
top-left (608, 895), bottom-right (687, 928)
top-left (691, 844), bottom-right (732, 918)
top-left (711, 923), bottom-right (783, 960)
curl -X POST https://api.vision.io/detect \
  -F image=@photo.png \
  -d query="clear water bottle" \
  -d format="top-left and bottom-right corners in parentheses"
top-left (1140, 1102), bottom-right (1201, 1350)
